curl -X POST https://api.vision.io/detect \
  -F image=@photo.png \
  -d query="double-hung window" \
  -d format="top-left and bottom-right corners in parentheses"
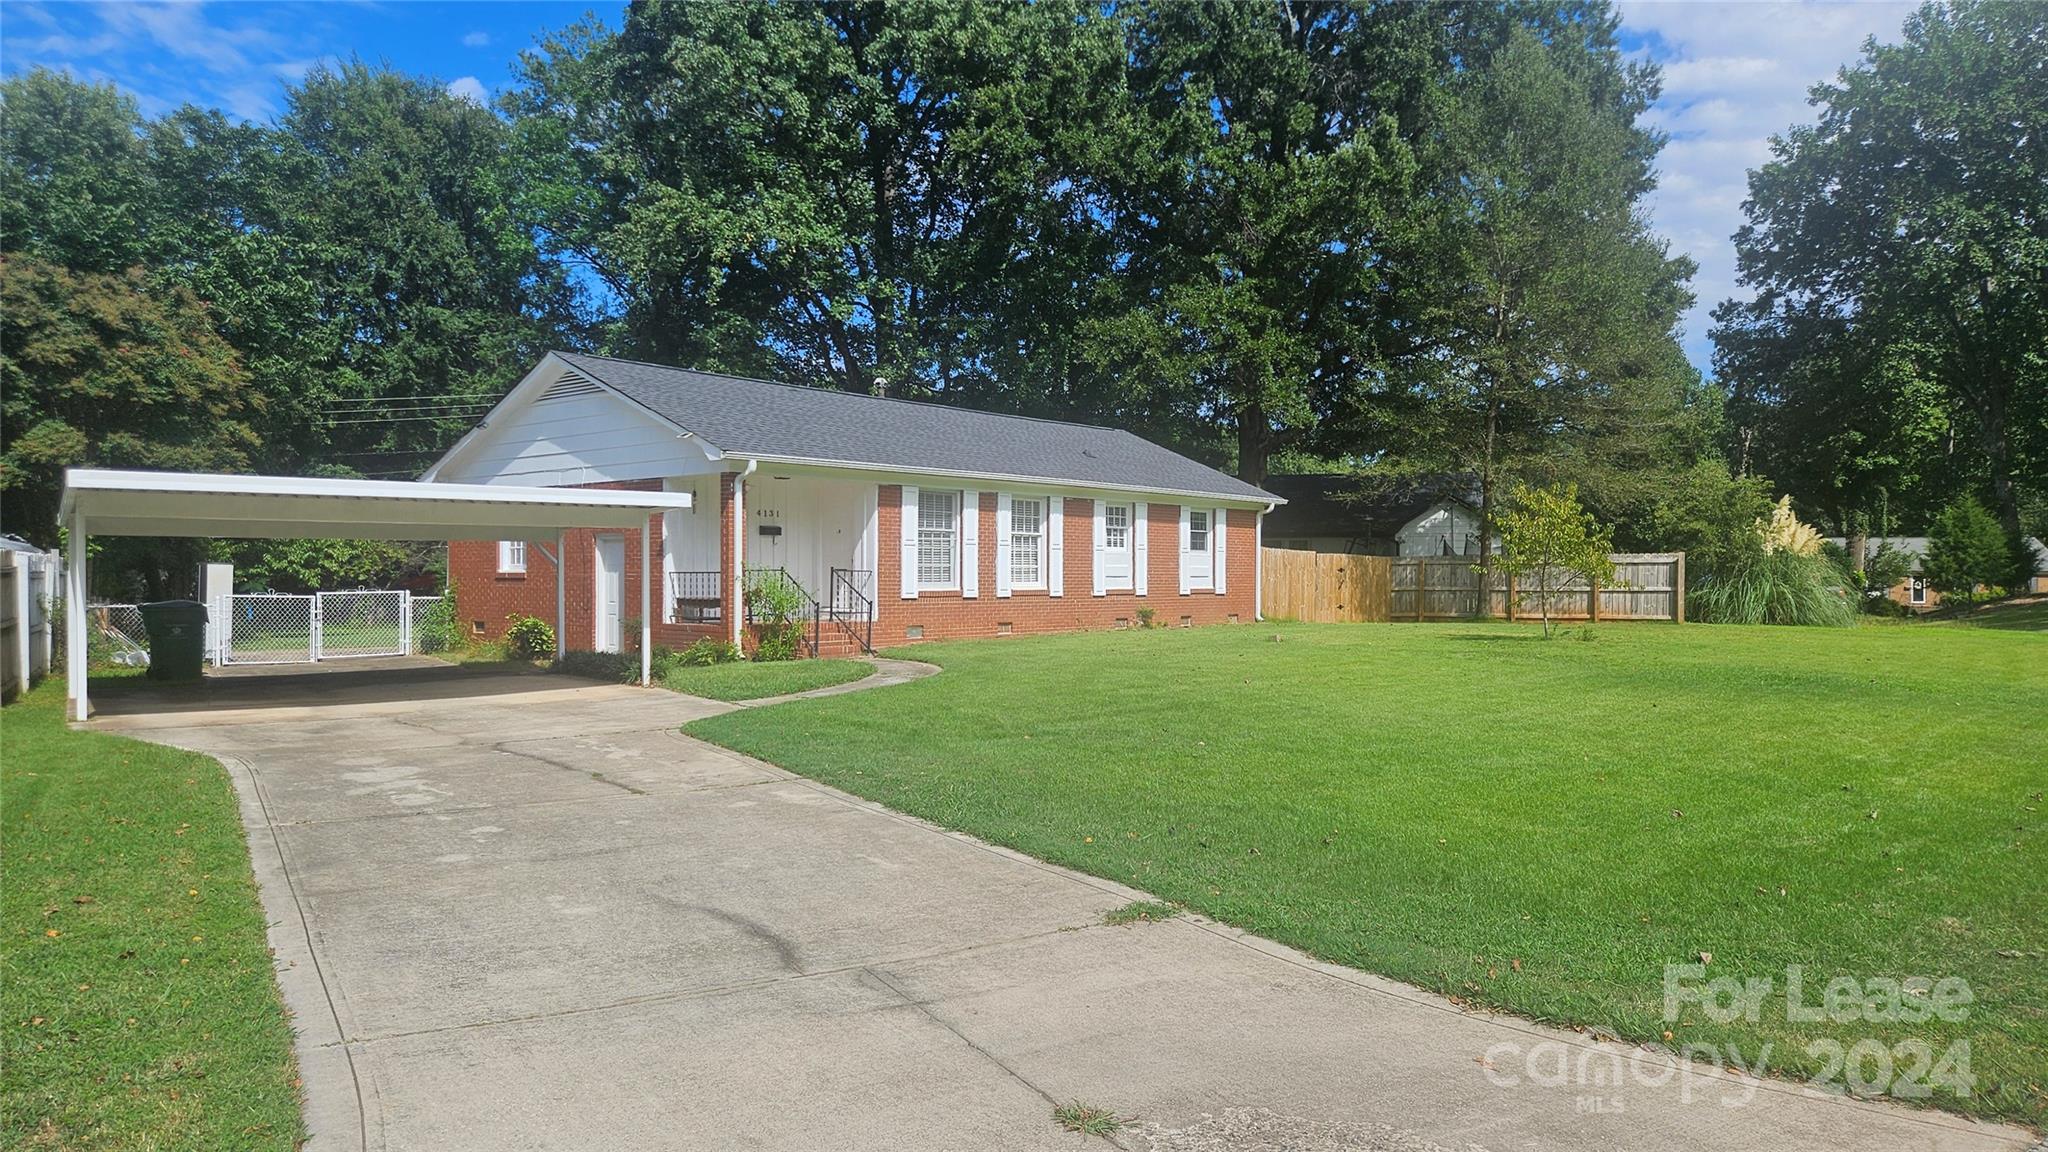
top-left (917, 489), bottom-right (960, 589)
top-left (1188, 509), bottom-right (1210, 554)
top-left (1104, 503), bottom-right (1129, 550)
top-left (1011, 498), bottom-right (1044, 588)
top-left (497, 540), bottom-right (526, 575)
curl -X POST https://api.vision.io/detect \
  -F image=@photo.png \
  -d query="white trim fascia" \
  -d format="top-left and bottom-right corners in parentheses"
top-left (718, 454), bottom-right (1285, 510)
top-left (62, 469), bottom-right (692, 516)
top-left (420, 352), bottom-right (727, 481)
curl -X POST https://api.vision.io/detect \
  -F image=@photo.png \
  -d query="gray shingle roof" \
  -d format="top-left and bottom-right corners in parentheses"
top-left (554, 352), bottom-right (1279, 504)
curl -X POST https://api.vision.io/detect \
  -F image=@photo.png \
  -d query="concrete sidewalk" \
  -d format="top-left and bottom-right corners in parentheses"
top-left (93, 663), bottom-right (2037, 1152)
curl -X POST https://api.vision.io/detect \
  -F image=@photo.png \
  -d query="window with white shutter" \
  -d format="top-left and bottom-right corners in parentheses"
top-left (1010, 498), bottom-right (1044, 588)
top-left (917, 490), bottom-right (960, 589)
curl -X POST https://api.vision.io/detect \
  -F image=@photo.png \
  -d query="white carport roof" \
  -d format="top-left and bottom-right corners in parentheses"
top-left (60, 468), bottom-right (689, 541)
top-left (58, 469), bottom-right (692, 719)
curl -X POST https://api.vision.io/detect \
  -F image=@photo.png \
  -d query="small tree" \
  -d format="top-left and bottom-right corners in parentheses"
top-left (1923, 498), bottom-right (2010, 602)
top-left (1494, 482), bottom-right (1616, 638)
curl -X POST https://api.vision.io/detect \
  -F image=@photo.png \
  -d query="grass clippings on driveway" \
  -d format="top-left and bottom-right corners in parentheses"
top-left (1, 680), bottom-right (301, 1149)
top-left (684, 621), bottom-right (2048, 1125)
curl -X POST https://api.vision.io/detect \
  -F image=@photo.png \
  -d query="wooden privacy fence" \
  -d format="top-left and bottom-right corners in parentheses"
top-left (1262, 549), bottom-right (1684, 624)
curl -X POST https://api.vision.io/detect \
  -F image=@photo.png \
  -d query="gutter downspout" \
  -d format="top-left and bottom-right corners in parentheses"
top-left (1255, 502), bottom-right (1274, 622)
top-left (731, 459), bottom-right (757, 649)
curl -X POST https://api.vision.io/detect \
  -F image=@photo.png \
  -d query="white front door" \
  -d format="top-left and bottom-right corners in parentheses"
top-left (593, 534), bottom-right (624, 653)
top-left (1102, 503), bottom-right (1133, 584)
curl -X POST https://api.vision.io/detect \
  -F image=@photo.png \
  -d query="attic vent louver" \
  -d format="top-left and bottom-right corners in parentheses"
top-left (537, 370), bottom-right (603, 403)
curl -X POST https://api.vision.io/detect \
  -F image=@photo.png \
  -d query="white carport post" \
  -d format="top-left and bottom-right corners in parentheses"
top-left (66, 507), bottom-right (86, 722)
top-left (555, 529), bottom-right (567, 662)
top-left (639, 518), bottom-right (652, 686)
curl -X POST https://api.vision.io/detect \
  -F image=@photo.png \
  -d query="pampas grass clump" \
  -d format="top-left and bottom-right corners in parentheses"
top-left (1691, 547), bottom-right (1856, 627)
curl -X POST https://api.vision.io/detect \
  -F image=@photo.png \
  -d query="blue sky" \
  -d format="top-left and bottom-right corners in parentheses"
top-left (3, 1), bottom-right (1914, 378)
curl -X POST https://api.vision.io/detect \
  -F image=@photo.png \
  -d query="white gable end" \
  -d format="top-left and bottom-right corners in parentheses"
top-left (431, 365), bottom-right (717, 487)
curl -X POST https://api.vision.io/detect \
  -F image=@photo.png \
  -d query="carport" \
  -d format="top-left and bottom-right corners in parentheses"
top-left (58, 468), bottom-right (693, 720)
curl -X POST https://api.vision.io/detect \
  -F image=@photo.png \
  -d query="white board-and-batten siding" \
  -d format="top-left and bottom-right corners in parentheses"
top-left (436, 388), bottom-right (713, 487)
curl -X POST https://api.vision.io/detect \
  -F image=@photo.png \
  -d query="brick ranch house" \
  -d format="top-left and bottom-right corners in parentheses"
top-left (425, 352), bottom-right (1283, 656)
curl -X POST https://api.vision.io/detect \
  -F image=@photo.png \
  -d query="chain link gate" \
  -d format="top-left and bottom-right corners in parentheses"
top-left (219, 590), bottom-right (414, 664)
top-left (222, 594), bottom-right (315, 664)
top-left (316, 590), bottom-right (408, 659)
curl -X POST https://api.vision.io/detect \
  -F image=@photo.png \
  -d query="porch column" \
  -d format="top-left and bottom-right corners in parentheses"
top-left (66, 510), bottom-right (86, 721)
top-left (728, 468), bottom-right (750, 649)
top-left (639, 518), bottom-right (651, 686)
top-left (554, 529), bottom-right (566, 661)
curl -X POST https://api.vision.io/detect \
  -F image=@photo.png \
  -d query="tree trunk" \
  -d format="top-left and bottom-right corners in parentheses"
top-left (1237, 397), bottom-right (1270, 487)
top-left (1477, 401), bottom-right (1498, 611)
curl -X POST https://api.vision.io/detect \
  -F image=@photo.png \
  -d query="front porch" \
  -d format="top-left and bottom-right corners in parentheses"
top-left (660, 471), bottom-right (880, 658)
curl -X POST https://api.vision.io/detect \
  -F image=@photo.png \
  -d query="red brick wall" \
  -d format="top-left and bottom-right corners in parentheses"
top-left (447, 478), bottom-right (727, 653)
top-left (873, 486), bottom-right (1258, 644)
top-left (451, 475), bottom-right (1264, 653)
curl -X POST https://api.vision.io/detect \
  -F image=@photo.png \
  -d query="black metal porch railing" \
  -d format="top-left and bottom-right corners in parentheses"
top-left (828, 568), bottom-right (874, 654)
top-left (743, 567), bottom-right (821, 658)
top-left (668, 570), bottom-right (723, 623)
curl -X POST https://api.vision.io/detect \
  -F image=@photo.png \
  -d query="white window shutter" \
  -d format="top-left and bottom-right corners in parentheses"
top-left (1133, 502), bottom-right (1149, 596)
top-left (1214, 507), bottom-right (1229, 594)
top-left (1178, 506), bottom-right (1192, 595)
top-left (961, 490), bottom-right (980, 598)
top-left (899, 485), bottom-right (920, 600)
top-left (1047, 497), bottom-right (1065, 597)
top-left (994, 493), bottom-right (1013, 598)
top-left (1091, 500), bottom-right (1107, 597)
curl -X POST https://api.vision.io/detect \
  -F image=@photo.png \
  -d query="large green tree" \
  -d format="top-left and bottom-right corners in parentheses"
top-left (1715, 0), bottom-right (2046, 536)
top-left (0, 69), bottom-right (155, 273)
top-left (0, 256), bottom-right (256, 543)
top-left (1073, 2), bottom-right (1415, 484)
top-left (1373, 24), bottom-right (1698, 572)
top-left (277, 63), bottom-right (584, 471)
top-left (506, 0), bottom-right (1125, 403)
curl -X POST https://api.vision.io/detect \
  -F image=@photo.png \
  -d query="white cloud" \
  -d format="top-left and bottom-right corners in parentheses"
top-left (462, 30), bottom-right (490, 47)
top-left (445, 75), bottom-right (487, 104)
top-left (1619, 1), bottom-right (1914, 374)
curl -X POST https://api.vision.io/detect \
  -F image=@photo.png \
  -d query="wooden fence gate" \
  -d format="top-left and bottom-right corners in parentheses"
top-left (1260, 549), bottom-right (1390, 623)
top-left (1262, 549), bottom-right (1684, 624)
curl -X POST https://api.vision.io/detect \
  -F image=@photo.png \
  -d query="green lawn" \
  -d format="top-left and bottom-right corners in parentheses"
top-left (661, 658), bottom-right (873, 702)
top-left (684, 621), bottom-right (2048, 1125)
top-left (1, 680), bottom-right (301, 1149)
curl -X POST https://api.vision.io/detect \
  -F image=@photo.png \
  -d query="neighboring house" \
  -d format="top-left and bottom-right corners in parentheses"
top-left (1260, 474), bottom-right (1497, 557)
top-left (425, 352), bottom-right (1282, 655)
top-left (1825, 536), bottom-right (2048, 611)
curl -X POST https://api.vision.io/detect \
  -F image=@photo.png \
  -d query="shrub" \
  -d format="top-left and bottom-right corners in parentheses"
top-left (1136, 607), bottom-right (1156, 629)
top-left (745, 571), bottom-right (809, 662)
top-left (414, 590), bottom-right (456, 654)
top-left (1924, 498), bottom-right (2017, 601)
top-left (503, 614), bottom-right (555, 659)
top-left (1647, 464), bottom-right (1776, 582)
top-left (678, 637), bottom-right (742, 667)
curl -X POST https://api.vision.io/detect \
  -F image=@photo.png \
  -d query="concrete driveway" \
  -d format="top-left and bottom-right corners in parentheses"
top-left (95, 662), bottom-right (2035, 1152)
